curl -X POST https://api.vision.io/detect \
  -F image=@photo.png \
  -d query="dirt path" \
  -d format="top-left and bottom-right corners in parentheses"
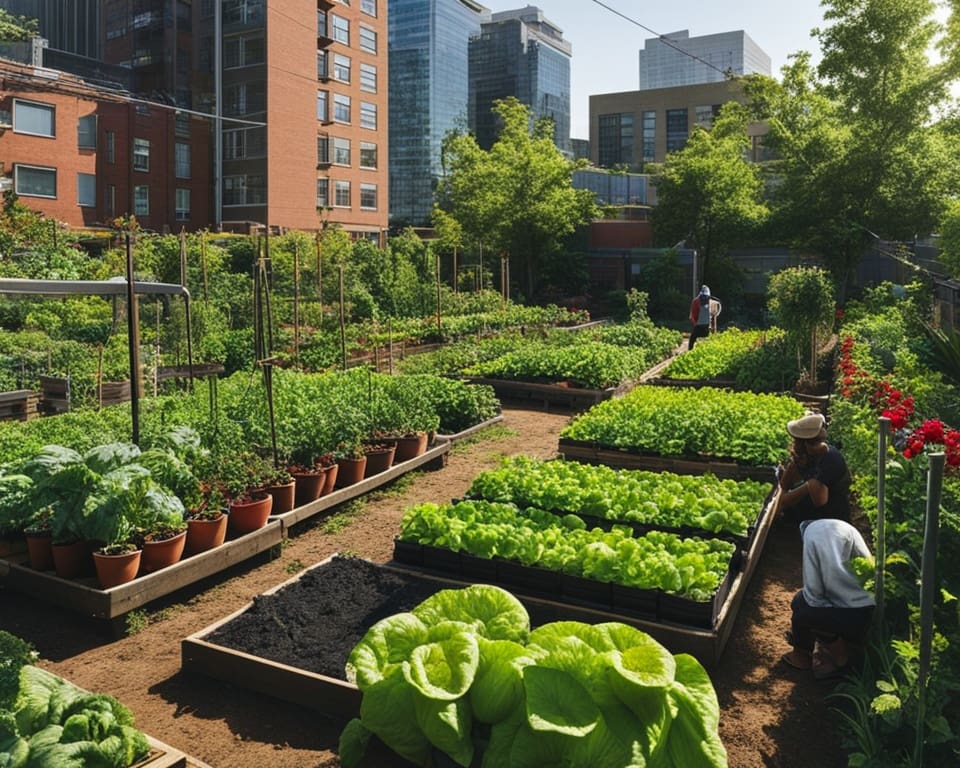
top-left (0, 407), bottom-right (845, 768)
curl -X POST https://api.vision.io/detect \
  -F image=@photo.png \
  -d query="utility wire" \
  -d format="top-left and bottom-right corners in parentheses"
top-left (588, 0), bottom-right (732, 79)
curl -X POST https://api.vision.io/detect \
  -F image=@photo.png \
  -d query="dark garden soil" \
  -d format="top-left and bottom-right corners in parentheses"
top-left (0, 406), bottom-right (848, 768)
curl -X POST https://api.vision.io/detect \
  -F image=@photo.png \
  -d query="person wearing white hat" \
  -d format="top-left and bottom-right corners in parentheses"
top-left (777, 411), bottom-right (851, 525)
top-left (687, 285), bottom-right (722, 350)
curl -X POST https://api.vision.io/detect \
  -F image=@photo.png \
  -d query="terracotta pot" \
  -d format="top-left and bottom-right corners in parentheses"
top-left (185, 514), bottom-right (227, 556)
top-left (322, 463), bottom-right (339, 495)
top-left (228, 493), bottom-right (273, 534)
top-left (335, 456), bottom-right (367, 488)
top-left (394, 432), bottom-right (429, 462)
top-left (93, 549), bottom-right (142, 589)
top-left (25, 532), bottom-right (54, 572)
top-left (266, 480), bottom-right (296, 514)
top-left (51, 540), bottom-right (92, 579)
top-left (293, 472), bottom-right (325, 507)
top-left (363, 444), bottom-right (396, 478)
top-left (140, 530), bottom-right (187, 574)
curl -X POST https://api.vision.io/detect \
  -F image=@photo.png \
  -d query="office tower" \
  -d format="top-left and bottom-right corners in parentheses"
top-left (469, 5), bottom-right (571, 154)
top-left (388, 0), bottom-right (486, 227)
top-left (638, 29), bottom-right (770, 90)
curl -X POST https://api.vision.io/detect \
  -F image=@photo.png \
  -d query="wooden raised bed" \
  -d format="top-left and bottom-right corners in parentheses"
top-left (558, 437), bottom-right (777, 483)
top-left (462, 376), bottom-right (614, 412)
top-left (0, 521), bottom-right (283, 622)
top-left (434, 413), bottom-right (504, 444)
top-left (270, 441), bottom-right (450, 529)
top-left (0, 388), bottom-right (39, 421)
top-left (38, 374), bottom-right (71, 414)
top-left (182, 494), bottom-right (777, 721)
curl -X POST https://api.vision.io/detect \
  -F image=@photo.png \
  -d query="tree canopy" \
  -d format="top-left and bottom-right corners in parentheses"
top-left (436, 97), bottom-right (598, 299)
top-left (0, 10), bottom-right (37, 42)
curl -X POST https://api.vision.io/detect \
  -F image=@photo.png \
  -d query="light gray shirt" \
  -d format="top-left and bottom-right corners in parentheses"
top-left (799, 519), bottom-right (876, 609)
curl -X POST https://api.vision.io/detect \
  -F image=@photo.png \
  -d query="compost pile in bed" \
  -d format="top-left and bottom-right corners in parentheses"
top-left (205, 556), bottom-right (442, 679)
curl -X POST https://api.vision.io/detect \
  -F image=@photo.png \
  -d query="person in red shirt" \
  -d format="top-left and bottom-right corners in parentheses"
top-left (688, 285), bottom-right (721, 349)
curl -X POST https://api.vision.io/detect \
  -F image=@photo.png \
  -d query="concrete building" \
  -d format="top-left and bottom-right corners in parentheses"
top-left (388, 0), bottom-right (486, 228)
top-left (638, 29), bottom-right (770, 90)
top-left (469, 5), bottom-right (571, 154)
top-left (589, 79), bottom-right (766, 171)
top-left (0, 0), bottom-right (102, 60)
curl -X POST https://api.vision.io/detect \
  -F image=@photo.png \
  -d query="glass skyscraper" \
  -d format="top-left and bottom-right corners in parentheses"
top-left (388, 0), bottom-right (486, 227)
top-left (638, 29), bottom-right (770, 90)
top-left (469, 7), bottom-right (571, 154)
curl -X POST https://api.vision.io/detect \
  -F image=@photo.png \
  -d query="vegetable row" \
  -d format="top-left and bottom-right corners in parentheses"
top-left (466, 456), bottom-right (770, 538)
top-left (560, 385), bottom-right (804, 466)
top-left (398, 500), bottom-right (736, 601)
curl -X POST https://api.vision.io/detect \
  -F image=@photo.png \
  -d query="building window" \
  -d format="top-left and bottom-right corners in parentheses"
top-left (359, 63), bottom-right (376, 93)
top-left (334, 180), bottom-right (351, 207)
top-left (175, 143), bottom-right (191, 178)
top-left (224, 81), bottom-right (265, 116)
top-left (359, 141), bottom-right (377, 169)
top-left (317, 10), bottom-right (327, 37)
top-left (133, 138), bottom-right (151, 171)
top-left (105, 184), bottom-right (115, 217)
top-left (598, 112), bottom-right (633, 168)
top-left (317, 90), bottom-right (329, 122)
top-left (201, 0), bottom-right (214, 17)
top-left (105, 131), bottom-right (115, 163)
top-left (331, 14), bottom-right (349, 44)
top-left (359, 25), bottom-right (376, 53)
top-left (223, 174), bottom-right (266, 205)
top-left (199, 36), bottom-right (213, 72)
top-left (317, 134), bottom-right (330, 165)
top-left (13, 99), bottom-right (54, 137)
top-left (666, 108), bottom-right (688, 153)
top-left (695, 105), bottom-right (718, 128)
top-left (222, 0), bottom-right (265, 26)
top-left (175, 113), bottom-right (191, 136)
top-left (77, 173), bottom-right (95, 207)
top-left (77, 114), bottom-right (96, 148)
top-left (176, 188), bottom-right (191, 221)
top-left (360, 183), bottom-right (377, 210)
top-left (317, 50), bottom-right (328, 79)
top-left (359, 101), bottom-right (376, 130)
top-left (360, 0), bottom-right (376, 16)
top-left (14, 164), bottom-right (56, 198)
top-left (334, 93), bottom-right (350, 123)
top-left (224, 35), bottom-right (265, 68)
top-left (224, 127), bottom-right (265, 159)
top-left (333, 137), bottom-right (350, 165)
top-left (317, 178), bottom-right (329, 207)
top-left (134, 185), bottom-right (150, 216)
top-left (333, 53), bottom-right (351, 83)
top-left (641, 110), bottom-right (655, 164)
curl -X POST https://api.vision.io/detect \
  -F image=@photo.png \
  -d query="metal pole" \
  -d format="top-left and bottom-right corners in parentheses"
top-left (876, 417), bottom-right (890, 618)
top-left (293, 241), bottom-right (300, 367)
top-left (915, 452), bottom-right (945, 765)
top-left (436, 249), bottom-right (442, 339)
top-left (339, 265), bottom-right (347, 371)
top-left (214, 1), bottom-right (222, 229)
top-left (316, 232), bottom-right (323, 332)
top-left (125, 232), bottom-right (141, 445)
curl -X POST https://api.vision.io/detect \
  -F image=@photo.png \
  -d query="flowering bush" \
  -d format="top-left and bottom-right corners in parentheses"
top-left (900, 418), bottom-right (960, 467)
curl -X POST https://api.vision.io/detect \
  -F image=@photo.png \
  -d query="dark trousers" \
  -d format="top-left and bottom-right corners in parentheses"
top-left (790, 591), bottom-right (874, 652)
top-left (688, 324), bottom-right (710, 350)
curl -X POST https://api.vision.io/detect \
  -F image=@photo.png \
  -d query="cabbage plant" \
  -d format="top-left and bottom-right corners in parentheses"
top-left (339, 584), bottom-right (726, 767)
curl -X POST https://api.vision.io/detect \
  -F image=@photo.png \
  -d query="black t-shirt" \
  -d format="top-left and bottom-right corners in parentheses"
top-left (801, 445), bottom-right (851, 521)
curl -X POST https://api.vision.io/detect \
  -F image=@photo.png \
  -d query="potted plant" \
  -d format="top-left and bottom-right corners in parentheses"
top-left (214, 450), bottom-right (274, 535)
top-left (183, 481), bottom-right (229, 556)
top-left (262, 462), bottom-right (296, 515)
top-left (333, 440), bottom-right (367, 488)
top-left (0, 472), bottom-right (34, 558)
top-left (22, 506), bottom-right (54, 572)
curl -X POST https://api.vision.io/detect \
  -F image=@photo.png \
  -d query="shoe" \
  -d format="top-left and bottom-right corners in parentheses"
top-left (812, 638), bottom-right (849, 680)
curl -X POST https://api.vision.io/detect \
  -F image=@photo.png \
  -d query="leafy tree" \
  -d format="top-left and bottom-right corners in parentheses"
top-left (767, 266), bottom-right (836, 386)
top-left (437, 97), bottom-right (598, 299)
top-left (745, 0), bottom-right (960, 296)
top-left (649, 102), bottom-right (768, 287)
top-left (939, 198), bottom-right (960, 278)
top-left (0, 9), bottom-right (37, 41)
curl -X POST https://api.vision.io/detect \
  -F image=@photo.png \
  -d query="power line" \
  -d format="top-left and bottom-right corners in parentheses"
top-left (588, 0), bottom-right (732, 79)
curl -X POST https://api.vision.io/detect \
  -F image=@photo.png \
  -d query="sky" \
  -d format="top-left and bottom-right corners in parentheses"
top-left (481, 0), bottom-right (828, 139)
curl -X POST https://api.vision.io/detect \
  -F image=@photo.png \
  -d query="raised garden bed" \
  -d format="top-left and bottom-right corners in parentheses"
top-left (269, 440), bottom-right (450, 529)
top-left (462, 376), bottom-right (614, 412)
top-left (0, 522), bottom-right (283, 622)
top-left (181, 498), bottom-right (778, 722)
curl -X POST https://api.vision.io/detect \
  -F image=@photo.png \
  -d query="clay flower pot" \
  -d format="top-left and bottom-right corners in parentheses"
top-left (335, 456), bottom-right (367, 488)
top-left (321, 463), bottom-right (339, 495)
top-left (228, 492), bottom-right (273, 534)
top-left (394, 432), bottom-right (429, 462)
top-left (363, 443), bottom-right (396, 478)
top-left (292, 471), bottom-right (325, 507)
top-left (25, 531), bottom-right (54, 572)
top-left (266, 480), bottom-right (296, 514)
top-left (140, 530), bottom-right (187, 574)
top-left (93, 548), bottom-right (142, 589)
top-left (51, 540), bottom-right (92, 580)
top-left (185, 514), bottom-right (228, 556)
